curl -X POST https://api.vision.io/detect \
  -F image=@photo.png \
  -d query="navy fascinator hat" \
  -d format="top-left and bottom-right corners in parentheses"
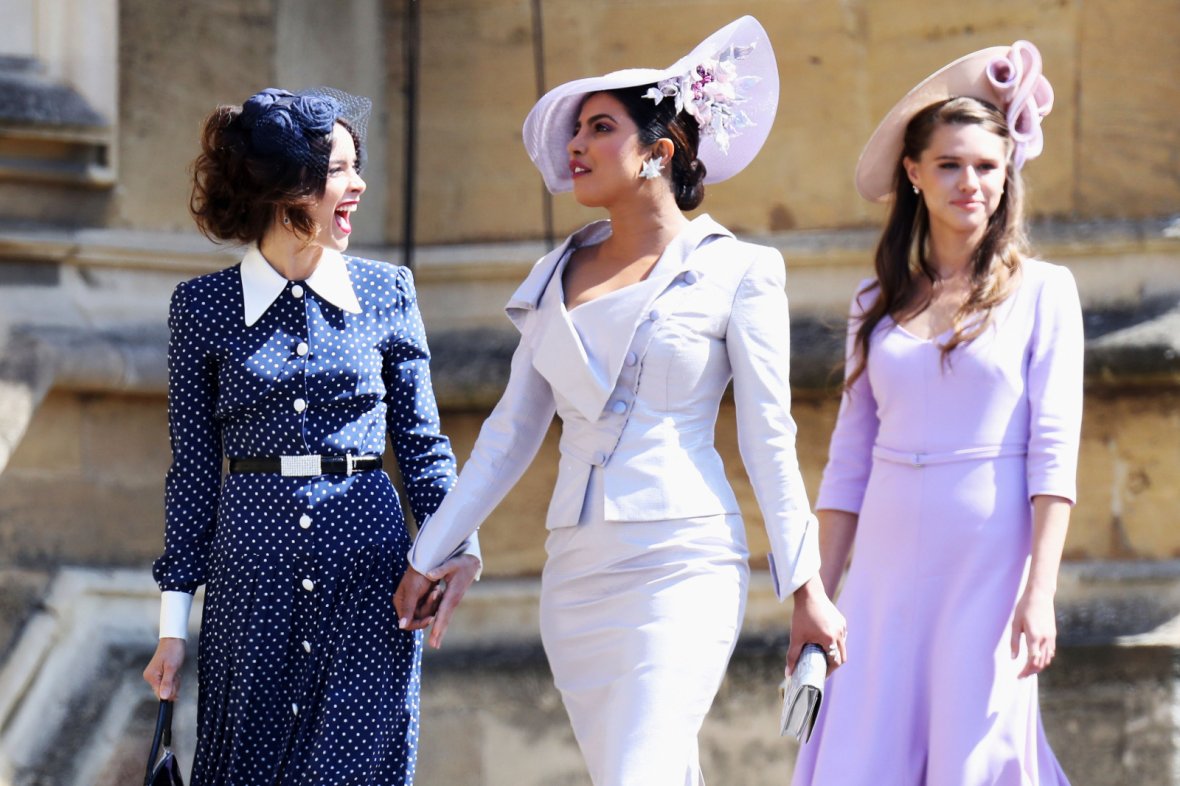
top-left (237, 86), bottom-right (372, 178)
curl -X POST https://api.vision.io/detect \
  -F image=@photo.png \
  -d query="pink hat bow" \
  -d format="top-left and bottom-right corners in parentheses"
top-left (986, 40), bottom-right (1055, 170)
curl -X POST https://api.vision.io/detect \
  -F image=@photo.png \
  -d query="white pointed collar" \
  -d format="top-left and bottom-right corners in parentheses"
top-left (240, 245), bottom-right (362, 326)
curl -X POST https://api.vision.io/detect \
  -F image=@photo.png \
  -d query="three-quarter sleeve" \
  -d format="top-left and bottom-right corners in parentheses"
top-left (153, 282), bottom-right (223, 614)
top-left (408, 320), bottom-right (556, 574)
top-left (726, 249), bottom-right (820, 600)
top-left (1025, 265), bottom-right (1084, 503)
top-left (382, 267), bottom-right (461, 525)
top-left (816, 282), bottom-right (881, 515)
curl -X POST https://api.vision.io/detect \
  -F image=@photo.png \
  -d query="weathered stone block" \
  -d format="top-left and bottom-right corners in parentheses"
top-left (409, 0), bottom-right (543, 244)
top-left (1089, 394), bottom-right (1180, 558)
top-left (116, 0), bottom-right (276, 232)
top-left (1077, 0), bottom-right (1180, 218)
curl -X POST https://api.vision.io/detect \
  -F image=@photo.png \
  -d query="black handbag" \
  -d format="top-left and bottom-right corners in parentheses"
top-left (144, 700), bottom-right (185, 786)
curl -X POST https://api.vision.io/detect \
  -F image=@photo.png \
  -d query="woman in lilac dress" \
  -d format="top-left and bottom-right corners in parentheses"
top-left (792, 42), bottom-right (1080, 784)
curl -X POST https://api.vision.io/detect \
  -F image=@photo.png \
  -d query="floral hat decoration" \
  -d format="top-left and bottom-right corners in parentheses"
top-left (522, 15), bottom-right (779, 194)
top-left (237, 86), bottom-right (372, 179)
top-left (855, 40), bottom-right (1054, 203)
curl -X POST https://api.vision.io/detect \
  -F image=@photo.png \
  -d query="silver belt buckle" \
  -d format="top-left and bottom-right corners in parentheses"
top-left (280, 455), bottom-right (322, 476)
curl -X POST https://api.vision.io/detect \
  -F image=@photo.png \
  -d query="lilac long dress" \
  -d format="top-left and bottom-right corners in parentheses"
top-left (791, 259), bottom-right (1082, 785)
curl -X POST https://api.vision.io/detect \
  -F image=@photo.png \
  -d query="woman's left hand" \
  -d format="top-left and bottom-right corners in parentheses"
top-left (1011, 586), bottom-right (1057, 678)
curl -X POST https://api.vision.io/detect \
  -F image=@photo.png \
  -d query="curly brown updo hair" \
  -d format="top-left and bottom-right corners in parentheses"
top-left (189, 106), bottom-right (358, 246)
top-left (601, 85), bottom-right (708, 211)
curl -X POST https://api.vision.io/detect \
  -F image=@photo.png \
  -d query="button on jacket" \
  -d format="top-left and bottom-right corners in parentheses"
top-left (411, 214), bottom-right (819, 599)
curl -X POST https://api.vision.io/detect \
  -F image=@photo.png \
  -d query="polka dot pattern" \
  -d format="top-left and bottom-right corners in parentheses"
top-left (153, 258), bottom-right (456, 785)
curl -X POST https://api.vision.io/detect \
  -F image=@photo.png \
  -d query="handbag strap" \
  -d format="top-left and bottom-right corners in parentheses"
top-left (144, 699), bottom-right (173, 786)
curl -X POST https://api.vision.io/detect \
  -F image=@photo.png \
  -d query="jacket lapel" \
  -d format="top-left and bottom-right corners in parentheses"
top-left (588, 214), bottom-right (732, 388)
top-left (645, 213), bottom-right (732, 282)
top-left (505, 220), bottom-right (611, 331)
top-left (505, 215), bottom-right (733, 422)
top-left (529, 275), bottom-right (614, 420)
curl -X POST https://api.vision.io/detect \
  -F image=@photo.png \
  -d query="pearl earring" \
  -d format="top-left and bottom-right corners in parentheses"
top-left (639, 157), bottom-right (665, 180)
top-left (912, 185), bottom-right (920, 195)
top-left (283, 216), bottom-right (291, 225)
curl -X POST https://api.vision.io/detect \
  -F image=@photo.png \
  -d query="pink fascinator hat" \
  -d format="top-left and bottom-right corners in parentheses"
top-left (522, 15), bottom-right (779, 194)
top-left (855, 40), bottom-right (1054, 203)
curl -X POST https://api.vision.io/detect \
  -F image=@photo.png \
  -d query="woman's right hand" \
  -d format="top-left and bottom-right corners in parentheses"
top-left (787, 574), bottom-right (848, 676)
top-left (143, 637), bottom-right (186, 700)
top-left (394, 564), bottom-right (439, 631)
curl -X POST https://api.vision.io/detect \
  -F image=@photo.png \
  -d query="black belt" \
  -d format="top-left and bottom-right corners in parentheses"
top-left (228, 454), bottom-right (382, 476)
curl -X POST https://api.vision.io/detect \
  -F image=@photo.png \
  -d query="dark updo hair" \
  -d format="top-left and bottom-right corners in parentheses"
top-left (600, 85), bottom-right (707, 210)
top-left (189, 107), bottom-right (359, 245)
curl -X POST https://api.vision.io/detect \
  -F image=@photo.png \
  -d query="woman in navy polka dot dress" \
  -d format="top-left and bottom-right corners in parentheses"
top-left (141, 87), bottom-right (480, 786)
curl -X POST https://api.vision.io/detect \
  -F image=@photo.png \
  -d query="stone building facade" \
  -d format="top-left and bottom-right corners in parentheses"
top-left (0, 1), bottom-right (1178, 783)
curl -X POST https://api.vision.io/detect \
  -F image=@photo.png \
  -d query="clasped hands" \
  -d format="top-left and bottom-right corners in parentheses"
top-left (393, 554), bottom-right (480, 649)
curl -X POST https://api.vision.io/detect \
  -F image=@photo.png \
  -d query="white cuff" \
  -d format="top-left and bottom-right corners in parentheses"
top-left (159, 591), bottom-right (194, 640)
top-left (462, 532), bottom-right (484, 581)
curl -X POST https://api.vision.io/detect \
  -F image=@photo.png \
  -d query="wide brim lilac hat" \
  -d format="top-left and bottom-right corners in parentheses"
top-left (523, 15), bottom-right (778, 194)
top-left (855, 40), bottom-right (1054, 203)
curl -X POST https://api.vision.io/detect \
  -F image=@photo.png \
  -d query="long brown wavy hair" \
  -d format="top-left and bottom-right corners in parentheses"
top-left (846, 96), bottom-right (1029, 390)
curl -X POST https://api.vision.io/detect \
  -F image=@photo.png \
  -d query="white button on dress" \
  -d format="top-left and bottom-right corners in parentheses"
top-left (294, 398), bottom-right (307, 413)
top-left (625, 352), bottom-right (638, 366)
top-left (299, 514), bottom-right (312, 529)
top-left (291, 284), bottom-right (304, 298)
top-left (296, 342), bottom-right (309, 357)
top-left (301, 578), bottom-right (315, 592)
top-left (611, 400), bottom-right (627, 415)
top-left (302, 640), bottom-right (312, 653)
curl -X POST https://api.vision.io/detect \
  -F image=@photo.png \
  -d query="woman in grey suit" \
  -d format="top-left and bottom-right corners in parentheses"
top-left (396, 17), bottom-right (845, 785)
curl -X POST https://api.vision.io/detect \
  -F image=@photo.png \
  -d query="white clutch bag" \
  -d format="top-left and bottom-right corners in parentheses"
top-left (779, 643), bottom-right (828, 743)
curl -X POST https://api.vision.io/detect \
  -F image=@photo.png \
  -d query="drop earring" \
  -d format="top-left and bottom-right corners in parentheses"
top-left (639, 157), bottom-right (665, 180)
top-left (912, 185), bottom-right (920, 195)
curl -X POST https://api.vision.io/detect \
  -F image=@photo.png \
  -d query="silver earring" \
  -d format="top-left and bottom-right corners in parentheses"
top-left (912, 185), bottom-right (920, 195)
top-left (639, 157), bottom-right (665, 180)
top-left (283, 215), bottom-right (291, 225)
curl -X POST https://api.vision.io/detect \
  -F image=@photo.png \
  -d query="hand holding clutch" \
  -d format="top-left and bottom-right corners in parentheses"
top-left (779, 642), bottom-right (828, 742)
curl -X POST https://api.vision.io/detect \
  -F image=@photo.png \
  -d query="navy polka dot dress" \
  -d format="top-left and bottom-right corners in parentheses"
top-left (153, 256), bottom-right (455, 785)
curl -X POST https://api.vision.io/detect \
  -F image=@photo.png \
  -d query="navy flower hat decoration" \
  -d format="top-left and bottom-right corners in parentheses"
top-left (238, 87), bottom-right (372, 179)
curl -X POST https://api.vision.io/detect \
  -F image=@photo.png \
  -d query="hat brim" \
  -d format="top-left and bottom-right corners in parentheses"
top-left (522, 16), bottom-right (778, 195)
top-left (854, 46), bottom-right (1012, 203)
